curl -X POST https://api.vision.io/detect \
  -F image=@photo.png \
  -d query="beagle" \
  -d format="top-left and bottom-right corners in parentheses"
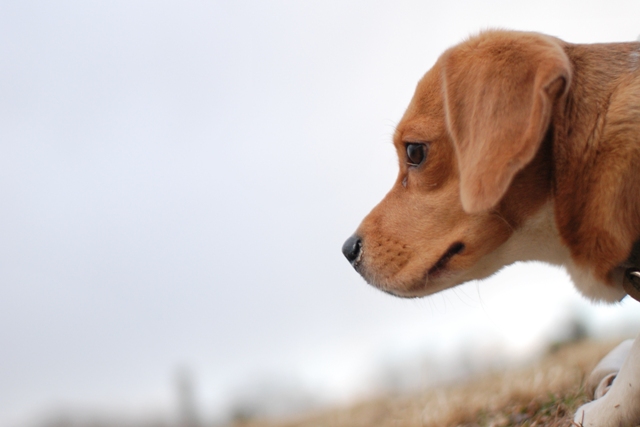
top-left (342, 30), bottom-right (640, 426)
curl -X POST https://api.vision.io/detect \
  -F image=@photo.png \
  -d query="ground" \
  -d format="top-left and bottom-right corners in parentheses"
top-left (235, 340), bottom-right (624, 427)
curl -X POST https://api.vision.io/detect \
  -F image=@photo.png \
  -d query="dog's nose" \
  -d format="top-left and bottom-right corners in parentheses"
top-left (342, 234), bottom-right (362, 264)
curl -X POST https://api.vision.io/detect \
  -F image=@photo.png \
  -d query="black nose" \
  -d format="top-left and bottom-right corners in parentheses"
top-left (342, 234), bottom-right (362, 264)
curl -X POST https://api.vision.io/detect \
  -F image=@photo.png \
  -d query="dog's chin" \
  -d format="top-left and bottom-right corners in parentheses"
top-left (356, 264), bottom-right (463, 299)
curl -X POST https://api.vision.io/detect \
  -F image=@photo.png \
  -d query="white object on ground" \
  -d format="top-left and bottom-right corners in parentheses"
top-left (574, 335), bottom-right (640, 426)
top-left (585, 339), bottom-right (634, 399)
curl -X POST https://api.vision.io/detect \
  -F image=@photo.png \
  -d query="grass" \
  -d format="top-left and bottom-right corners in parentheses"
top-left (235, 340), bottom-right (622, 427)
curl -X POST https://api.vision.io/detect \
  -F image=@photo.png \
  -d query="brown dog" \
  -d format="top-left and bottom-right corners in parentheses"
top-left (343, 30), bottom-right (640, 304)
top-left (342, 29), bottom-right (640, 427)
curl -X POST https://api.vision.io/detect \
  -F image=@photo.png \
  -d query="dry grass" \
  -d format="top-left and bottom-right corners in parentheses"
top-left (236, 340), bottom-right (621, 427)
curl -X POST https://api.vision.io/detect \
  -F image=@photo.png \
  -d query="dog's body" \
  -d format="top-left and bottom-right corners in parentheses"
top-left (342, 30), bottom-right (640, 426)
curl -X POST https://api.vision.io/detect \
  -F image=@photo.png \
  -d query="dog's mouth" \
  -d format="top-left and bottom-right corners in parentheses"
top-left (353, 239), bottom-right (466, 299)
top-left (381, 241), bottom-right (467, 299)
top-left (427, 241), bottom-right (465, 278)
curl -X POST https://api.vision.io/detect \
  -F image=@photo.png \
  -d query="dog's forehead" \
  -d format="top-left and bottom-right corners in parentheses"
top-left (395, 65), bottom-right (446, 143)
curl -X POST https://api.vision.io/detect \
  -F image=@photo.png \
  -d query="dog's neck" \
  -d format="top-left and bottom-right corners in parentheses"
top-left (478, 200), bottom-right (627, 302)
top-left (550, 41), bottom-right (640, 290)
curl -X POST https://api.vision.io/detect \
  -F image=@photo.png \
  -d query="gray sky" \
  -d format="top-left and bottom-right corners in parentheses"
top-left (2, 1), bottom-right (640, 425)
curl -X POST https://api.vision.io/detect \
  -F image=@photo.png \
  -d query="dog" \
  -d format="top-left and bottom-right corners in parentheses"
top-left (342, 30), bottom-right (640, 427)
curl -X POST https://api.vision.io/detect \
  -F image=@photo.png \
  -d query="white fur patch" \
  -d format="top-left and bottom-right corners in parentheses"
top-left (467, 203), bottom-right (626, 303)
top-left (565, 261), bottom-right (626, 303)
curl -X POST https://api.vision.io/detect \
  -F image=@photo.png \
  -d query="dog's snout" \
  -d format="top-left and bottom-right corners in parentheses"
top-left (342, 234), bottom-right (362, 264)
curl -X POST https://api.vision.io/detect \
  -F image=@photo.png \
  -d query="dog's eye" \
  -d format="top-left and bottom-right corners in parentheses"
top-left (406, 143), bottom-right (427, 166)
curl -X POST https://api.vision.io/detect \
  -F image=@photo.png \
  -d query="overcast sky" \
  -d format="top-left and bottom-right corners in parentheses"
top-left (3, 1), bottom-right (640, 426)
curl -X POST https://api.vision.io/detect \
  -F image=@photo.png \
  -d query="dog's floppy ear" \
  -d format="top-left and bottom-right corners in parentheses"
top-left (442, 33), bottom-right (571, 213)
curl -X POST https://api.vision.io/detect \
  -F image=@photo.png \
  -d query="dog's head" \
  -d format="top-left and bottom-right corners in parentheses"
top-left (343, 31), bottom-right (571, 298)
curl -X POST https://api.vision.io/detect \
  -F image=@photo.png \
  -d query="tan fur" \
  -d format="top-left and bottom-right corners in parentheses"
top-left (349, 30), bottom-right (640, 302)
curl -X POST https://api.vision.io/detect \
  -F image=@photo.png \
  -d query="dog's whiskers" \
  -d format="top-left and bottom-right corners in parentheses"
top-left (490, 210), bottom-right (515, 233)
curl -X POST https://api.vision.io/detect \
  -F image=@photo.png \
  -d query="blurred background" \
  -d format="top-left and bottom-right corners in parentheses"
top-left (2, 1), bottom-right (640, 426)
